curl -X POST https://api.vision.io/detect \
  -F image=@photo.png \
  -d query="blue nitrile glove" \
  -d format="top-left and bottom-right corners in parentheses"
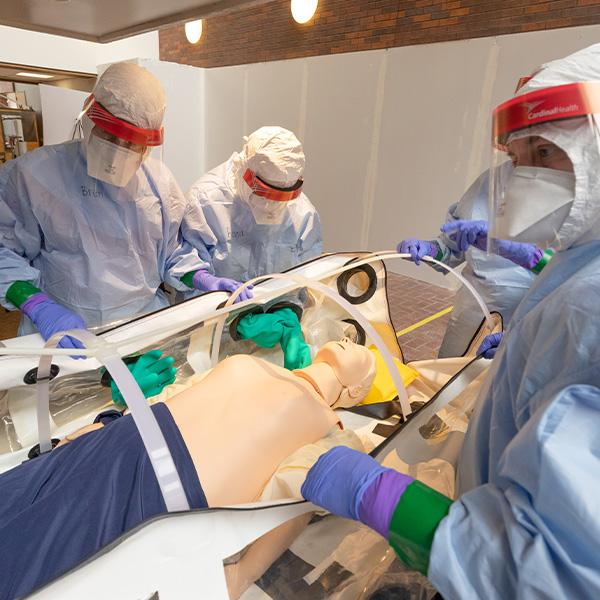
top-left (110, 349), bottom-right (177, 406)
top-left (192, 269), bottom-right (253, 302)
top-left (440, 219), bottom-right (488, 252)
top-left (301, 446), bottom-right (414, 529)
top-left (441, 220), bottom-right (541, 267)
top-left (20, 293), bottom-right (87, 354)
top-left (476, 332), bottom-right (504, 359)
top-left (396, 239), bottom-right (438, 266)
top-left (237, 308), bottom-right (311, 370)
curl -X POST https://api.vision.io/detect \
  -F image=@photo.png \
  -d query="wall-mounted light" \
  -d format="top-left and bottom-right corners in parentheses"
top-left (16, 72), bottom-right (54, 79)
top-left (185, 20), bottom-right (203, 44)
top-left (291, 0), bottom-right (318, 24)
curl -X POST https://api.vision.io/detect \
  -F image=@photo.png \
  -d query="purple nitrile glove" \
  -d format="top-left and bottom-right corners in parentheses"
top-left (396, 239), bottom-right (438, 266)
top-left (192, 269), bottom-right (254, 302)
top-left (496, 242), bottom-right (542, 268)
top-left (440, 219), bottom-right (488, 252)
top-left (21, 293), bottom-right (87, 355)
top-left (476, 332), bottom-right (505, 359)
top-left (301, 446), bottom-right (414, 538)
top-left (442, 220), bottom-right (541, 267)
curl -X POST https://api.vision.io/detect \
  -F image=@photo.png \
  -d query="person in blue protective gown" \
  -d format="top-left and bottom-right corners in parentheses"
top-left (397, 162), bottom-right (552, 358)
top-left (181, 126), bottom-right (323, 285)
top-left (302, 43), bottom-right (600, 599)
top-left (0, 62), bottom-right (249, 353)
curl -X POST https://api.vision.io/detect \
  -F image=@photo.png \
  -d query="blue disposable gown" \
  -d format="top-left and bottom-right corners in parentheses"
top-left (182, 155), bottom-right (323, 283)
top-left (0, 140), bottom-right (202, 334)
top-left (431, 167), bottom-right (538, 357)
top-left (428, 239), bottom-right (600, 599)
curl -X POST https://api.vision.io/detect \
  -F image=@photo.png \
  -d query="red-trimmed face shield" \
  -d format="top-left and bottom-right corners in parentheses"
top-left (492, 82), bottom-right (600, 150)
top-left (488, 82), bottom-right (600, 250)
top-left (84, 95), bottom-right (164, 147)
top-left (243, 169), bottom-right (303, 202)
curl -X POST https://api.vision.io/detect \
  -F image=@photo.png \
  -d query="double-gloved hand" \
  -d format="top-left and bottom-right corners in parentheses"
top-left (476, 332), bottom-right (504, 360)
top-left (441, 220), bottom-right (541, 268)
top-left (236, 307), bottom-right (311, 371)
top-left (21, 293), bottom-right (87, 354)
top-left (396, 239), bottom-right (438, 266)
top-left (110, 349), bottom-right (177, 406)
top-left (192, 270), bottom-right (254, 302)
top-left (301, 445), bottom-right (414, 538)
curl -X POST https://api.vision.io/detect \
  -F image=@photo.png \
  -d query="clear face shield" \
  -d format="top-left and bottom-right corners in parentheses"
top-left (488, 82), bottom-right (600, 250)
top-left (242, 168), bottom-right (303, 225)
top-left (74, 95), bottom-right (164, 189)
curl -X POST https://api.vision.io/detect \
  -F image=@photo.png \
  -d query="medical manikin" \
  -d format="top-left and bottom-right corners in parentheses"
top-left (304, 44), bottom-right (600, 599)
top-left (181, 126), bottom-right (323, 290)
top-left (0, 63), bottom-right (224, 352)
top-left (0, 338), bottom-right (376, 600)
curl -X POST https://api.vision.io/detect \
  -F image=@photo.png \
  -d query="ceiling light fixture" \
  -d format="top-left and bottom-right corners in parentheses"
top-left (291, 0), bottom-right (318, 24)
top-left (185, 20), bottom-right (203, 44)
top-left (16, 72), bottom-right (54, 79)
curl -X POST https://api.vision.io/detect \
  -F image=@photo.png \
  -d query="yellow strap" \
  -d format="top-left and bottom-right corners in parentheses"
top-left (396, 306), bottom-right (453, 338)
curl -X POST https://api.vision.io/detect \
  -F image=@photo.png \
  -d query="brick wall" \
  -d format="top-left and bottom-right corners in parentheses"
top-left (159, 0), bottom-right (600, 68)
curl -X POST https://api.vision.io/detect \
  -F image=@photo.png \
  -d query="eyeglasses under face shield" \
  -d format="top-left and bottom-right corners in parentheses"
top-left (243, 168), bottom-right (304, 202)
top-left (488, 82), bottom-right (600, 250)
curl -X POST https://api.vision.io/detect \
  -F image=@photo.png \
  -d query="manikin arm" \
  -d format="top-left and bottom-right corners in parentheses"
top-left (224, 512), bottom-right (313, 600)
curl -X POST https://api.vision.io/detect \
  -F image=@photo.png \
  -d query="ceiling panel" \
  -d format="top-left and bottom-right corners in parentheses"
top-left (0, 0), bottom-right (265, 43)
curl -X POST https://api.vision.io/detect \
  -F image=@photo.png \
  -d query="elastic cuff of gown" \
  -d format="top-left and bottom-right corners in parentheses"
top-left (431, 242), bottom-right (443, 262)
top-left (6, 281), bottom-right (42, 309)
top-left (181, 270), bottom-right (199, 289)
top-left (530, 249), bottom-right (553, 274)
top-left (387, 480), bottom-right (452, 576)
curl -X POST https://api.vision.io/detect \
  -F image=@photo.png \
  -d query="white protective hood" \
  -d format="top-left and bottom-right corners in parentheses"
top-left (512, 44), bottom-right (600, 250)
top-left (228, 126), bottom-right (305, 205)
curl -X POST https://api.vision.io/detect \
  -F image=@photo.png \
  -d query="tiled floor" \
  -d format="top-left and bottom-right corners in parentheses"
top-left (0, 308), bottom-right (20, 341)
top-left (0, 274), bottom-right (455, 361)
top-left (386, 272), bottom-right (455, 363)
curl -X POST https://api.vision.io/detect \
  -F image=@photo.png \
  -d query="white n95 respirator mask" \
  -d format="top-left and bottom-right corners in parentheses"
top-left (491, 166), bottom-right (575, 248)
top-left (249, 194), bottom-right (288, 225)
top-left (86, 135), bottom-right (144, 188)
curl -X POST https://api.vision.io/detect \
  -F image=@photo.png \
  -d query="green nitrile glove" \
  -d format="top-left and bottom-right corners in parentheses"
top-left (237, 308), bottom-right (311, 371)
top-left (111, 349), bottom-right (177, 407)
top-left (281, 327), bottom-right (312, 371)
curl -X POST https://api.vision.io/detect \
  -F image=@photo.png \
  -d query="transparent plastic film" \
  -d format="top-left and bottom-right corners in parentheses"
top-left (211, 270), bottom-right (412, 418)
top-left (35, 329), bottom-right (189, 512)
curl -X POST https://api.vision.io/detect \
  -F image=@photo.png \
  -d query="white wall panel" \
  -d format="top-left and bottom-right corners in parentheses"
top-left (39, 85), bottom-right (89, 145)
top-left (371, 38), bottom-right (492, 286)
top-left (200, 24), bottom-right (600, 288)
top-left (301, 51), bottom-right (385, 253)
top-left (203, 65), bottom-right (247, 173)
top-left (137, 59), bottom-right (204, 193)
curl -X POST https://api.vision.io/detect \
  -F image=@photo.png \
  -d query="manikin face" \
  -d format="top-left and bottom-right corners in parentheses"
top-left (313, 337), bottom-right (374, 390)
top-left (506, 136), bottom-right (573, 172)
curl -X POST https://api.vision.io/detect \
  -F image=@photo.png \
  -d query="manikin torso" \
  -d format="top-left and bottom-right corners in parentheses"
top-left (166, 354), bottom-right (341, 506)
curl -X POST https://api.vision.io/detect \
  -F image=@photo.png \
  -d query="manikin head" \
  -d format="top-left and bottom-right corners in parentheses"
top-left (230, 126), bottom-right (306, 225)
top-left (296, 338), bottom-right (377, 410)
top-left (81, 63), bottom-right (166, 187)
top-left (489, 43), bottom-right (600, 251)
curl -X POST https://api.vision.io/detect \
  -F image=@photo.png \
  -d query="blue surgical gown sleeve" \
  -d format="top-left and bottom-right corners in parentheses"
top-left (180, 192), bottom-right (217, 275)
top-left (0, 159), bottom-right (42, 309)
top-left (295, 207), bottom-right (322, 263)
top-left (148, 165), bottom-right (209, 290)
top-left (429, 383), bottom-right (600, 600)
